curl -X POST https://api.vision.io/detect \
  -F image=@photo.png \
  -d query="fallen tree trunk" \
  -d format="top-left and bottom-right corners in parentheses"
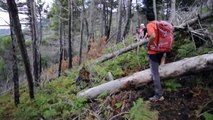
top-left (94, 39), bottom-right (148, 63)
top-left (78, 53), bottom-right (213, 98)
top-left (174, 12), bottom-right (213, 29)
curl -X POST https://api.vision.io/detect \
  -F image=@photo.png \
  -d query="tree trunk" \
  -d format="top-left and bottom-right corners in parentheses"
top-left (94, 39), bottom-right (148, 63)
top-left (68, 0), bottom-right (73, 69)
top-left (38, 1), bottom-right (42, 75)
top-left (79, 0), bottom-right (84, 65)
top-left (27, 0), bottom-right (40, 86)
top-left (58, 2), bottom-right (63, 77)
top-left (78, 53), bottom-right (213, 98)
top-left (136, 0), bottom-right (140, 26)
top-left (122, 0), bottom-right (132, 38)
top-left (106, 0), bottom-right (113, 39)
top-left (212, 0), bottom-right (213, 13)
top-left (100, 0), bottom-right (104, 36)
top-left (82, 0), bottom-right (89, 44)
top-left (39, 5), bottom-right (42, 44)
top-left (169, 0), bottom-right (175, 23)
top-left (116, 0), bottom-right (123, 43)
top-left (89, 0), bottom-right (95, 39)
top-left (153, 0), bottom-right (157, 19)
top-left (10, 17), bottom-right (19, 106)
top-left (7, 0), bottom-right (34, 99)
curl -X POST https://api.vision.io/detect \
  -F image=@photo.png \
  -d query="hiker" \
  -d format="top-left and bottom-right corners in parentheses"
top-left (136, 24), bottom-right (145, 41)
top-left (146, 12), bottom-right (166, 102)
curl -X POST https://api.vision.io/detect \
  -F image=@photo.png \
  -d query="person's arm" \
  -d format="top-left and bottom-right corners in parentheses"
top-left (148, 32), bottom-right (156, 46)
top-left (147, 23), bottom-right (156, 47)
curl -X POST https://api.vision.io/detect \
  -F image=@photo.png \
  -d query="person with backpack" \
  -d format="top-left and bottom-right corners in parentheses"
top-left (146, 12), bottom-right (174, 102)
top-left (136, 24), bottom-right (146, 41)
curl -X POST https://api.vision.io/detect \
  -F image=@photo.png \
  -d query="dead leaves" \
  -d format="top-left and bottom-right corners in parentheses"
top-left (107, 90), bottom-right (139, 118)
top-left (87, 36), bottom-right (107, 60)
top-left (190, 87), bottom-right (202, 97)
top-left (61, 60), bottom-right (68, 73)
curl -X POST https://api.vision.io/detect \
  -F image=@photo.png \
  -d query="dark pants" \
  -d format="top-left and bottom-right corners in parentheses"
top-left (147, 53), bottom-right (164, 97)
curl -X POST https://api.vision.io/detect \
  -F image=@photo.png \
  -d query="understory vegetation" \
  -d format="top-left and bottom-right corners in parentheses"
top-left (0, 34), bottom-right (213, 120)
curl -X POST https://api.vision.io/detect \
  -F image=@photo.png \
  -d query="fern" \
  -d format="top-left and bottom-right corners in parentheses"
top-left (203, 112), bottom-right (213, 120)
top-left (130, 98), bottom-right (158, 120)
top-left (177, 41), bottom-right (196, 59)
top-left (163, 79), bottom-right (182, 92)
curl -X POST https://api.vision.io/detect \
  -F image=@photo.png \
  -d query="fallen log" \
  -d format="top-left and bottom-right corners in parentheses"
top-left (78, 53), bottom-right (213, 98)
top-left (174, 12), bottom-right (213, 29)
top-left (94, 39), bottom-right (148, 63)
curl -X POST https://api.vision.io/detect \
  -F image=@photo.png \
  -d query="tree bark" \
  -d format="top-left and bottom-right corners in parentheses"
top-left (38, 2), bottom-right (43, 44)
top-left (100, 0), bottom-right (104, 36)
top-left (38, 1), bottom-right (43, 75)
top-left (153, 0), bottom-right (157, 19)
top-left (7, 0), bottom-right (34, 99)
top-left (10, 16), bottom-right (19, 106)
top-left (83, 9), bottom-right (89, 39)
top-left (212, 0), bottom-right (213, 13)
top-left (136, 0), bottom-right (140, 26)
top-left (169, 0), bottom-right (175, 23)
top-left (94, 39), bottom-right (148, 63)
top-left (79, 0), bottom-right (84, 65)
top-left (89, 0), bottom-right (95, 39)
top-left (122, 0), bottom-right (132, 38)
top-left (27, 0), bottom-right (40, 86)
top-left (68, 0), bottom-right (73, 69)
top-left (116, 0), bottom-right (123, 43)
top-left (106, 0), bottom-right (113, 39)
top-left (78, 53), bottom-right (213, 98)
top-left (58, 2), bottom-right (63, 77)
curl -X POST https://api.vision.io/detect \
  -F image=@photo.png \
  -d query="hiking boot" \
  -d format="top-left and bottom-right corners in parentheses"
top-left (149, 95), bottom-right (164, 102)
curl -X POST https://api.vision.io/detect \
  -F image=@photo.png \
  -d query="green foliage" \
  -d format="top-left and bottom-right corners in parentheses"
top-left (115, 102), bottom-right (122, 109)
top-left (97, 91), bottom-right (108, 99)
top-left (0, 94), bottom-right (17, 120)
top-left (41, 34), bottom-right (58, 45)
top-left (173, 37), bottom-right (213, 60)
top-left (163, 79), bottom-right (182, 92)
top-left (0, 71), bottom-right (89, 120)
top-left (25, 40), bottom-right (32, 48)
top-left (176, 40), bottom-right (196, 59)
top-left (130, 98), bottom-right (158, 120)
top-left (0, 57), bottom-right (6, 79)
top-left (203, 112), bottom-right (213, 120)
top-left (2, 37), bottom-right (11, 49)
top-left (41, 52), bottom-right (52, 69)
top-left (103, 47), bottom-right (148, 79)
top-left (87, 41), bottom-right (148, 86)
top-left (197, 47), bottom-right (213, 54)
top-left (0, 36), bottom-right (11, 49)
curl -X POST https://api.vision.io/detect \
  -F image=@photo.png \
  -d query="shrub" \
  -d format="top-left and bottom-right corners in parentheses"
top-left (177, 41), bottom-right (196, 59)
top-left (0, 36), bottom-right (11, 49)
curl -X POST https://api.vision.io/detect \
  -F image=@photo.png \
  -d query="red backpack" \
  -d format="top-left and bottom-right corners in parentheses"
top-left (150, 21), bottom-right (174, 52)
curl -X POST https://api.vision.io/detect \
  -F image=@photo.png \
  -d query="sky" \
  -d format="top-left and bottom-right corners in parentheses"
top-left (0, 0), bottom-right (53, 29)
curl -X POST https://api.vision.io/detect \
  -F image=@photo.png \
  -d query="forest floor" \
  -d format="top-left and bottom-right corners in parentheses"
top-left (90, 71), bottom-right (213, 120)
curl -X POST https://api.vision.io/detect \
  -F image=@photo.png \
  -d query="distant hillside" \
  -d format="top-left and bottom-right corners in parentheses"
top-left (0, 29), bottom-right (10, 36)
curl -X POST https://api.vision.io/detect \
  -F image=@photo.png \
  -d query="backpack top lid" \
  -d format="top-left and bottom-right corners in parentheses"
top-left (157, 21), bottom-right (173, 30)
